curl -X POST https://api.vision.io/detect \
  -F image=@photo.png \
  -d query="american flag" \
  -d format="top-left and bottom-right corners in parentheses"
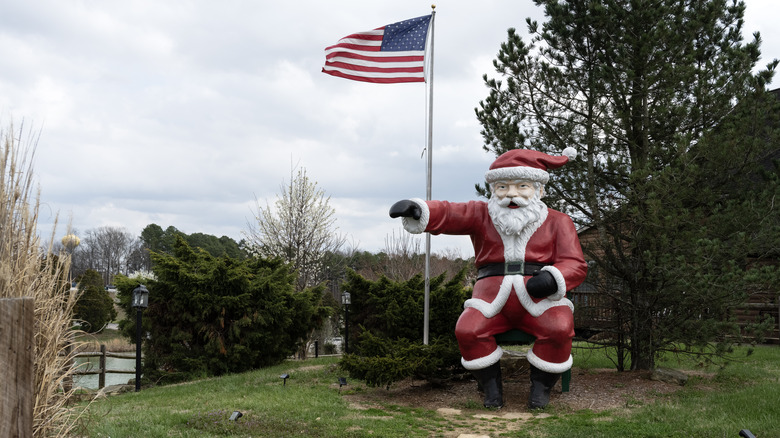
top-left (322, 15), bottom-right (432, 84)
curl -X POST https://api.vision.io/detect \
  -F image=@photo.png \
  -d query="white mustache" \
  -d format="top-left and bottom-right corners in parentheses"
top-left (496, 196), bottom-right (532, 208)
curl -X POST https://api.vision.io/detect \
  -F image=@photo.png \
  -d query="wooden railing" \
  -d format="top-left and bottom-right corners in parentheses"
top-left (73, 345), bottom-right (137, 389)
top-left (568, 288), bottom-right (780, 344)
top-left (568, 289), bottom-right (615, 331)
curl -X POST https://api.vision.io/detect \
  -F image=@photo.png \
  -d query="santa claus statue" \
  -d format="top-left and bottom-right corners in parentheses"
top-left (389, 148), bottom-right (587, 409)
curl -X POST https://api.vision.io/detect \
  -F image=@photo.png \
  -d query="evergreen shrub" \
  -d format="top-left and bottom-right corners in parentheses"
top-left (73, 269), bottom-right (117, 333)
top-left (339, 268), bottom-right (470, 387)
top-left (116, 236), bottom-right (329, 384)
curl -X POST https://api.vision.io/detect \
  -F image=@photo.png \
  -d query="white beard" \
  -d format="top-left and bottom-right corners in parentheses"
top-left (488, 194), bottom-right (547, 237)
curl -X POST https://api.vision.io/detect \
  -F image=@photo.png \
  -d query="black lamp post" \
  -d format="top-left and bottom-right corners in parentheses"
top-left (341, 291), bottom-right (351, 354)
top-left (131, 285), bottom-right (149, 392)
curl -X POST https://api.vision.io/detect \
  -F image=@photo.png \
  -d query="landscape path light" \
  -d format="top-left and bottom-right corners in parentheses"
top-left (338, 377), bottom-right (348, 393)
top-left (131, 285), bottom-right (149, 392)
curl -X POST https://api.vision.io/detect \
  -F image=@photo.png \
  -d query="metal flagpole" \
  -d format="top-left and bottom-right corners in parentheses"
top-left (423, 5), bottom-right (436, 345)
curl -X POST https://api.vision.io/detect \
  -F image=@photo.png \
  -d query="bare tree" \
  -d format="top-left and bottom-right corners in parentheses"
top-left (381, 228), bottom-right (423, 281)
top-left (72, 226), bottom-right (138, 284)
top-left (244, 166), bottom-right (347, 290)
top-left (374, 229), bottom-right (474, 284)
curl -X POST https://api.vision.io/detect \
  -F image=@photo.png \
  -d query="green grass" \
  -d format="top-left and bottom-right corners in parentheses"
top-left (518, 344), bottom-right (780, 438)
top-left (519, 377), bottom-right (780, 438)
top-left (79, 357), bottom-right (443, 437)
top-left (79, 345), bottom-right (780, 437)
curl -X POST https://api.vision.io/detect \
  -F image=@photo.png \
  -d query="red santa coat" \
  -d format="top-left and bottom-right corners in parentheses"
top-left (403, 199), bottom-right (587, 373)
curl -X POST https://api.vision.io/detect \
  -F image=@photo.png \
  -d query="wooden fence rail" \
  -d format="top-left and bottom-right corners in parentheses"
top-left (73, 345), bottom-right (138, 390)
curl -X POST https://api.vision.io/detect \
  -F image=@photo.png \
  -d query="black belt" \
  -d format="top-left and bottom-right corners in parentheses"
top-left (477, 262), bottom-right (549, 280)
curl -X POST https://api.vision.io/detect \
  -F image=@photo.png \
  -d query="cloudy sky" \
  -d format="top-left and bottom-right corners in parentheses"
top-left (2, 1), bottom-right (777, 258)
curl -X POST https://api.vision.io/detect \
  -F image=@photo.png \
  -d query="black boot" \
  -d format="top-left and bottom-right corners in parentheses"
top-left (472, 362), bottom-right (504, 408)
top-left (528, 365), bottom-right (560, 409)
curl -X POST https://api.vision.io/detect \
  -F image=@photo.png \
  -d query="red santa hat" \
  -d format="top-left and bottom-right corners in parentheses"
top-left (485, 148), bottom-right (577, 185)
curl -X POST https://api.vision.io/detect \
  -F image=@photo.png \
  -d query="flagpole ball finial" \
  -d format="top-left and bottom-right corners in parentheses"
top-left (431, 4), bottom-right (436, 10)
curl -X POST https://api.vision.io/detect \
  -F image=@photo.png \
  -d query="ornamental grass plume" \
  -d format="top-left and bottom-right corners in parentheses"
top-left (0, 123), bottom-right (84, 437)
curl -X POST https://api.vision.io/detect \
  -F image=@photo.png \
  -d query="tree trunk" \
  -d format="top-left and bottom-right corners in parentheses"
top-left (629, 285), bottom-right (655, 370)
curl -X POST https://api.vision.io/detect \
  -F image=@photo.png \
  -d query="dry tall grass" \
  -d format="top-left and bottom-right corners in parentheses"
top-left (75, 336), bottom-right (135, 353)
top-left (0, 124), bottom-right (84, 437)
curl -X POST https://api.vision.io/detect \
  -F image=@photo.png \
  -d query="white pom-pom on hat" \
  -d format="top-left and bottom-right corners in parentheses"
top-left (562, 147), bottom-right (577, 160)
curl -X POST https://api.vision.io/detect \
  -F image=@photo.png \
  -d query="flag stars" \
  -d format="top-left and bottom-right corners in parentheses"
top-left (381, 15), bottom-right (431, 52)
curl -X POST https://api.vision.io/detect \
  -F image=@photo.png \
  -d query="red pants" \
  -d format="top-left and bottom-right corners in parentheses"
top-left (455, 290), bottom-right (574, 373)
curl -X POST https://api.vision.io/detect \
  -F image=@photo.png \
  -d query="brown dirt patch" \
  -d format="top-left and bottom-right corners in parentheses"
top-left (342, 366), bottom-right (706, 437)
top-left (346, 367), bottom-right (689, 414)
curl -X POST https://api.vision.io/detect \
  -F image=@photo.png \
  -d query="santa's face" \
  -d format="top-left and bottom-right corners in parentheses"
top-left (488, 179), bottom-right (546, 236)
top-left (492, 180), bottom-right (537, 207)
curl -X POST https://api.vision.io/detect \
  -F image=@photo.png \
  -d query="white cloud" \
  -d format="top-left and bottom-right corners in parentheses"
top-left (1, 0), bottom-right (775, 260)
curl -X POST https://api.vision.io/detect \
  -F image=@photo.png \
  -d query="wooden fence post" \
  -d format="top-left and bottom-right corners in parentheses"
top-left (99, 344), bottom-right (107, 389)
top-left (0, 297), bottom-right (35, 438)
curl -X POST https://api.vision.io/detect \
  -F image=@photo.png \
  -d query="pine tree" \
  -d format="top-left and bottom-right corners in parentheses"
top-left (476, 0), bottom-right (779, 369)
top-left (73, 269), bottom-right (117, 333)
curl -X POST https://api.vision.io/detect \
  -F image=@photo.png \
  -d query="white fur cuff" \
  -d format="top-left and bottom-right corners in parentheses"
top-left (401, 198), bottom-right (429, 234)
top-left (461, 346), bottom-right (504, 370)
top-left (541, 266), bottom-right (567, 301)
top-left (527, 349), bottom-right (573, 374)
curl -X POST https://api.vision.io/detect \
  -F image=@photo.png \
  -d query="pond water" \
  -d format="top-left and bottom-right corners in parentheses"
top-left (73, 355), bottom-right (138, 389)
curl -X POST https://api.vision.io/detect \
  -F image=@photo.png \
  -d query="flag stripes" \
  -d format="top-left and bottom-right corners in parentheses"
top-left (322, 15), bottom-right (431, 84)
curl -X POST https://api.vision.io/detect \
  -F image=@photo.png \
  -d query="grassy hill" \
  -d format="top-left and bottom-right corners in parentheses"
top-left (78, 344), bottom-right (780, 437)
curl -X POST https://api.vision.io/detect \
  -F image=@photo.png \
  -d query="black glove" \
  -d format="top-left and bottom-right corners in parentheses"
top-left (389, 200), bottom-right (422, 220)
top-left (525, 270), bottom-right (558, 299)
